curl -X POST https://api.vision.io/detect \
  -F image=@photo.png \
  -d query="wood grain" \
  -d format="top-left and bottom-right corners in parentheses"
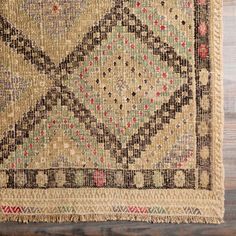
top-left (0, 1), bottom-right (235, 235)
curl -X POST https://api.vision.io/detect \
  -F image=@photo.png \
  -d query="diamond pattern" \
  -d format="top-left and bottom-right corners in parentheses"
top-left (0, 1), bottom-right (194, 167)
top-left (0, 0), bottom-right (215, 192)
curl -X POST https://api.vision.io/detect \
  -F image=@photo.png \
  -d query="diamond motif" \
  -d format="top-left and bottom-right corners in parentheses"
top-left (67, 26), bottom-right (189, 142)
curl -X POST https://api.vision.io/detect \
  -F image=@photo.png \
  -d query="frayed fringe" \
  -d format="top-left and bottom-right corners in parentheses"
top-left (0, 214), bottom-right (224, 224)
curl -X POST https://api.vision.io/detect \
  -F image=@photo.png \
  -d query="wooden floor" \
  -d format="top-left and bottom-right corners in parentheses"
top-left (0, 1), bottom-right (236, 235)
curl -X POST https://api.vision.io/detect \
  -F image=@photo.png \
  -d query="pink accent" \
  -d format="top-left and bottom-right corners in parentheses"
top-left (160, 25), bottom-right (166, 30)
top-left (142, 8), bottom-right (147, 13)
top-left (198, 0), bottom-right (206, 5)
top-left (154, 20), bottom-right (159, 25)
top-left (128, 206), bottom-right (148, 214)
top-left (163, 85), bottom-right (167, 91)
top-left (198, 44), bottom-right (209, 59)
top-left (1, 206), bottom-right (23, 214)
top-left (181, 41), bottom-right (186, 47)
top-left (162, 72), bottom-right (168, 78)
top-left (186, 1), bottom-right (193, 8)
top-left (93, 170), bottom-right (106, 187)
top-left (198, 22), bottom-right (207, 36)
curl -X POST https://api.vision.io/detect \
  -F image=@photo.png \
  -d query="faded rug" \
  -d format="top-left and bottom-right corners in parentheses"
top-left (0, 0), bottom-right (224, 223)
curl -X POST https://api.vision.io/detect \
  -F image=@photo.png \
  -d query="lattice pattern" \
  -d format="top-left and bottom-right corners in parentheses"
top-left (0, 0), bottom-right (224, 223)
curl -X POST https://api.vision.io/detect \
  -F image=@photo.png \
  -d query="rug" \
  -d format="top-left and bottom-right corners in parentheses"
top-left (0, 0), bottom-right (224, 223)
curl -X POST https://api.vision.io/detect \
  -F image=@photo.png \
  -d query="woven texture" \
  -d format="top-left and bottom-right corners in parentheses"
top-left (0, 0), bottom-right (224, 223)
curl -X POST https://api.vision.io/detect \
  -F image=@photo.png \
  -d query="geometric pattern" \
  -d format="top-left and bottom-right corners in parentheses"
top-left (0, 0), bottom-right (208, 186)
top-left (0, 0), bottom-right (224, 223)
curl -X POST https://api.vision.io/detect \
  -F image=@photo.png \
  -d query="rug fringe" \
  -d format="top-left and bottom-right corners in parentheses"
top-left (0, 214), bottom-right (224, 224)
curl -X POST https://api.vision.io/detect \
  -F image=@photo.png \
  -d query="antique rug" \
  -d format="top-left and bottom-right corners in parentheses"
top-left (0, 0), bottom-right (224, 223)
